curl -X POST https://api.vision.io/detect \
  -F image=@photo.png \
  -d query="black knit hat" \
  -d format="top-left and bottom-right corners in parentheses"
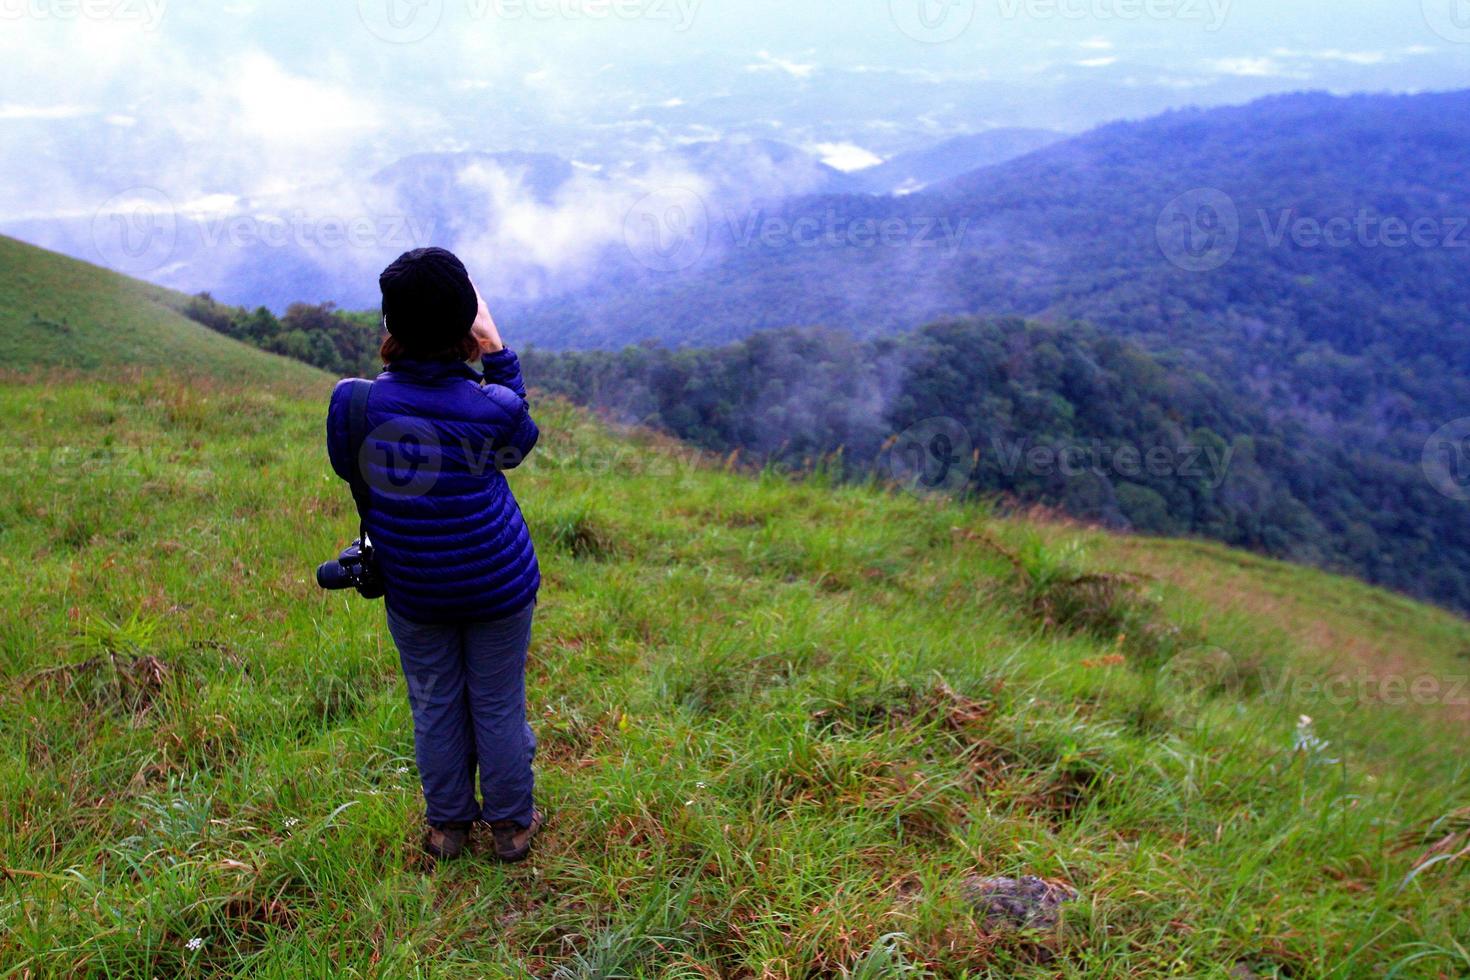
top-left (379, 247), bottom-right (478, 353)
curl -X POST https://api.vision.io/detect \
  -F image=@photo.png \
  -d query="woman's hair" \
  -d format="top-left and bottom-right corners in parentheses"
top-left (381, 331), bottom-right (480, 366)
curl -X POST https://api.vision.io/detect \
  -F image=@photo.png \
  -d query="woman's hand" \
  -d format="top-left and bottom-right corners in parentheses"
top-left (470, 282), bottom-right (504, 354)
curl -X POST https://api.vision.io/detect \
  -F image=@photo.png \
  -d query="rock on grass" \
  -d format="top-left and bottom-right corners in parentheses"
top-left (961, 875), bottom-right (1078, 932)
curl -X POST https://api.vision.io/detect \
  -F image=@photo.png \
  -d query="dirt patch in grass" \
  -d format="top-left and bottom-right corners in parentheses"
top-left (21, 652), bottom-right (173, 715)
top-left (537, 703), bottom-right (615, 765)
top-left (812, 679), bottom-right (998, 736)
top-left (544, 508), bottom-right (623, 560)
top-left (1020, 760), bottom-right (1110, 824)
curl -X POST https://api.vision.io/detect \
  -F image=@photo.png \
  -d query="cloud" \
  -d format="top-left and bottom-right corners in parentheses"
top-left (176, 193), bottom-right (244, 217)
top-left (745, 51), bottom-right (817, 80)
top-left (450, 158), bottom-right (717, 300)
top-left (1270, 47), bottom-right (1391, 66)
top-left (230, 51), bottom-right (381, 146)
top-left (0, 15), bottom-right (407, 212)
top-left (1076, 57), bottom-right (1118, 68)
top-left (811, 142), bottom-right (883, 172)
top-left (1207, 57), bottom-right (1288, 78)
top-left (1314, 49), bottom-right (1388, 65)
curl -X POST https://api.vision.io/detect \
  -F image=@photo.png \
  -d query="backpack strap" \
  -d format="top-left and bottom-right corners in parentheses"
top-left (344, 379), bottom-right (374, 542)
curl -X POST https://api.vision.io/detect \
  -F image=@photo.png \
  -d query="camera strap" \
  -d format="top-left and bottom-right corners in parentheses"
top-left (344, 379), bottom-right (374, 544)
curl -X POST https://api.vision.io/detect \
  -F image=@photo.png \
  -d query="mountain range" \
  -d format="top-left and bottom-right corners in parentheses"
top-left (508, 89), bottom-right (1470, 610)
top-left (0, 128), bottom-right (1063, 313)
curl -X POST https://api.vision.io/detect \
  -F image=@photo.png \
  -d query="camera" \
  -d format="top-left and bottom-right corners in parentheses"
top-left (316, 539), bottom-right (385, 599)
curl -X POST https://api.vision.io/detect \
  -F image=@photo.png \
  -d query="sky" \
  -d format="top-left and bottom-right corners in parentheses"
top-left (0, 0), bottom-right (1465, 233)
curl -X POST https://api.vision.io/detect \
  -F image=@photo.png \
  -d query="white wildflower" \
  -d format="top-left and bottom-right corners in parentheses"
top-left (1293, 715), bottom-right (1339, 763)
top-left (185, 937), bottom-right (204, 951)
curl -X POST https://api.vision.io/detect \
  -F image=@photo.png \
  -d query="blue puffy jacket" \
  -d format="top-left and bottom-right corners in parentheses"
top-left (326, 348), bottom-right (540, 624)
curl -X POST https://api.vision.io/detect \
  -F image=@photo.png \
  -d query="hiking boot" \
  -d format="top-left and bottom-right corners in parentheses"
top-left (423, 823), bottom-right (470, 863)
top-left (489, 809), bottom-right (544, 863)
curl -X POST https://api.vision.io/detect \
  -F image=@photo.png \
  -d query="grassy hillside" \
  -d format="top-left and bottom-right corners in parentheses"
top-left (2, 364), bottom-right (1468, 976)
top-left (0, 235), bottom-right (324, 387)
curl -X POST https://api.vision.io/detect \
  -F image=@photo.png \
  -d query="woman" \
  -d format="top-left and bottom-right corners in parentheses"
top-left (326, 247), bottom-right (543, 864)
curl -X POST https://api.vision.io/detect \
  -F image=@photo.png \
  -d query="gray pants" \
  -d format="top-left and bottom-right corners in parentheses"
top-left (385, 601), bottom-right (537, 828)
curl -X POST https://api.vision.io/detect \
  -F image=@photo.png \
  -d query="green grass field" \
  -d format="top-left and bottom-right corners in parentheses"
top-left (1, 239), bottom-right (1468, 977)
top-left (0, 234), bottom-right (320, 387)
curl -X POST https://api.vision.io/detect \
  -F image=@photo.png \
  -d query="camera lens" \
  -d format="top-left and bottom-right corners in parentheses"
top-left (316, 559), bottom-right (355, 590)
